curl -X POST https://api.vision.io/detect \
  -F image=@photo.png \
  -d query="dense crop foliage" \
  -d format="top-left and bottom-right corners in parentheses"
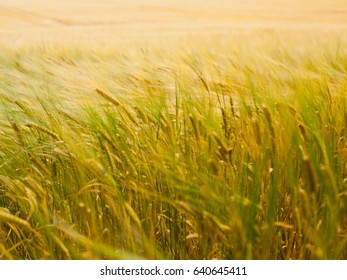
top-left (0, 32), bottom-right (346, 259)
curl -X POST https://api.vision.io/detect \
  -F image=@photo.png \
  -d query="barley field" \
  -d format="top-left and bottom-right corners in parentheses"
top-left (0, 0), bottom-right (346, 260)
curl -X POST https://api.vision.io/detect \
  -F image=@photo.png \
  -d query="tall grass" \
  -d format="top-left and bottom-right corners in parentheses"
top-left (0, 32), bottom-right (346, 259)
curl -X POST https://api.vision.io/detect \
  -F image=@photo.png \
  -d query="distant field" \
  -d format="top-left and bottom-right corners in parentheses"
top-left (0, 1), bottom-right (346, 260)
top-left (1, 0), bottom-right (347, 46)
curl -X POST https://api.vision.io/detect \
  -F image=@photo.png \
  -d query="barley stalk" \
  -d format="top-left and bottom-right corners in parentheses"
top-left (95, 88), bottom-right (120, 106)
top-left (0, 209), bottom-right (32, 229)
top-left (26, 122), bottom-right (60, 140)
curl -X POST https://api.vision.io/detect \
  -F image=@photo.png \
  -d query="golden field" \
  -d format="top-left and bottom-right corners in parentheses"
top-left (0, 0), bottom-right (346, 259)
